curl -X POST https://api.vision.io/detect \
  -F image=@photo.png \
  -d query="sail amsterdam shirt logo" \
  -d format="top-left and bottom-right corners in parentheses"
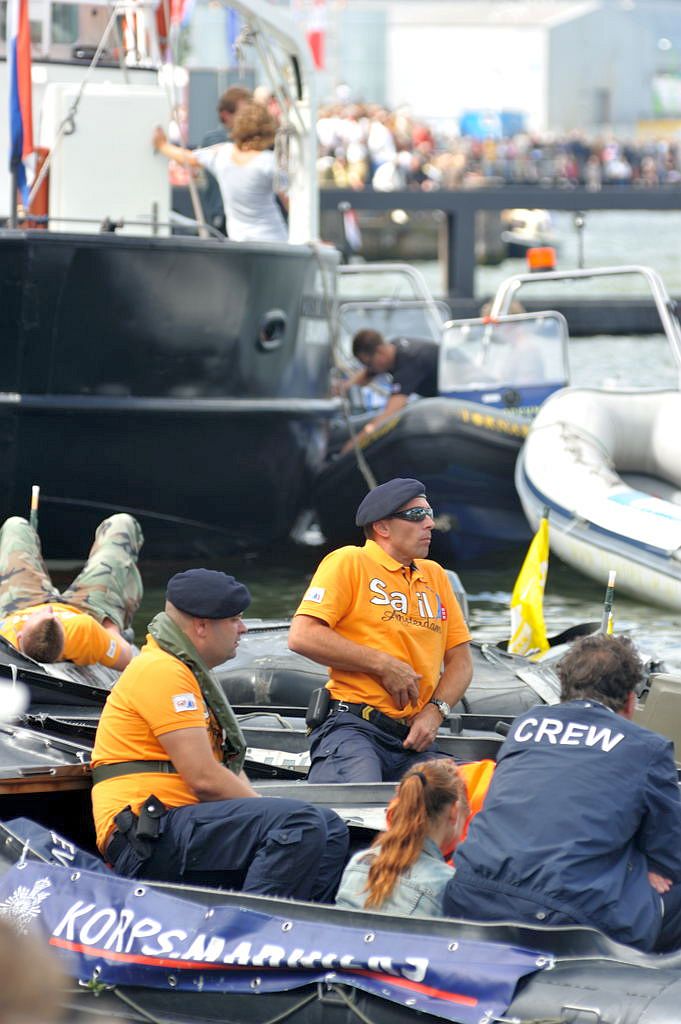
top-left (173, 693), bottom-right (198, 713)
top-left (368, 578), bottom-right (443, 625)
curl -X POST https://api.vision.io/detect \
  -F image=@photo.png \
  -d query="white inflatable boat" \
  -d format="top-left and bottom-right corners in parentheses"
top-left (516, 387), bottom-right (681, 609)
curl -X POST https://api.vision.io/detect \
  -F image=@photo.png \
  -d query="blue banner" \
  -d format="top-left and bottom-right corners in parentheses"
top-left (5, 819), bottom-right (109, 874)
top-left (0, 861), bottom-right (552, 1022)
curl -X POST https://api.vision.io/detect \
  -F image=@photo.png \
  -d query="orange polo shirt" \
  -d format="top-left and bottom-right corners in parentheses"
top-left (0, 602), bottom-right (123, 667)
top-left (294, 539), bottom-right (471, 718)
top-left (91, 636), bottom-right (222, 851)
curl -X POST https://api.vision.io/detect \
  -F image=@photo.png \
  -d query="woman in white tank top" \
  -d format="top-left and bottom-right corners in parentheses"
top-left (152, 102), bottom-right (288, 243)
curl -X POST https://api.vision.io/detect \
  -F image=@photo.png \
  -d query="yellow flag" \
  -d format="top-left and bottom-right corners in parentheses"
top-left (508, 515), bottom-right (549, 657)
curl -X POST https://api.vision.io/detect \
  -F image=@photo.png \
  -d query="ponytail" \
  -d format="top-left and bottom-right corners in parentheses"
top-left (363, 760), bottom-right (467, 909)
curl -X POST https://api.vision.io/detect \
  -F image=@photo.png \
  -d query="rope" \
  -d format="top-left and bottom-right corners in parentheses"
top-left (40, 493), bottom-right (237, 534)
top-left (310, 241), bottom-right (377, 493)
top-left (254, 988), bottom-right (319, 1024)
top-left (160, 0), bottom-right (207, 237)
top-left (237, 712), bottom-right (294, 729)
top-left (231, 14), bottom-right (307, 194)
top-left (273, 122), bottom-right (295, 195)
top-left (328, 984), bottom-right (379, 1024)
top-left (111, 983), bottom-right (319, 1024)
top-left (530, 419), bottom-right (616, 472)
top-left (338, 397), bottom-right (378, 491)
top-left (112, 988), bottom-right (170, 1024)
top-left (26, 2), bottom-right (122, 210)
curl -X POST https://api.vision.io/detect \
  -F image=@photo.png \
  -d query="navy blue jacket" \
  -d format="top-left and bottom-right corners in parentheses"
top-left (443, 700), bottom-right (681, 950)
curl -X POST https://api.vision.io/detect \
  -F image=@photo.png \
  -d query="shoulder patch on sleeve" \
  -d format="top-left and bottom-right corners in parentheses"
top-left (303, 586), bottom-right (326, 603)
top-left (172, 693), bottom-right (198, 713)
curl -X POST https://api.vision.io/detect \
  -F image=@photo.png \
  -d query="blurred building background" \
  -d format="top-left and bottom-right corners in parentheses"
top-left (183, 0), bottom-right (681, 138)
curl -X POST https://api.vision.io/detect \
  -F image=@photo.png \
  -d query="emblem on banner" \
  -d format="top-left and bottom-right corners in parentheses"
top-left (0, 877), bottom-right (51, 933)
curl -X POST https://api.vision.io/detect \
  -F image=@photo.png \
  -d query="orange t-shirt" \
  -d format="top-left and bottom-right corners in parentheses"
top-left (0, 602), bottom-right (122, 666)
top-left (294, 539), bottom-right (471, 718)
top-left (91, 635), bottom-right (221, 851)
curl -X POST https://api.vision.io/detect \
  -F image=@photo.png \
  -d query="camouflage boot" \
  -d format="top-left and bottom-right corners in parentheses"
top-left (0, 517), bottom-right (60, 619)
top-left (61, 514), bottom-right (144, 631)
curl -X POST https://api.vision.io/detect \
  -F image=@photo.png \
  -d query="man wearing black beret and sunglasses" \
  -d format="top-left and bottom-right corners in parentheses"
top-left (290, 478), bottom-right (472, 783)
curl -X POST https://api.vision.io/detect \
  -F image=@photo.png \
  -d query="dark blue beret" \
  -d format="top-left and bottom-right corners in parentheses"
top-left (355, 478), bottom-right (426, 527)
top-left (166, 568), bottom-right (251, 619)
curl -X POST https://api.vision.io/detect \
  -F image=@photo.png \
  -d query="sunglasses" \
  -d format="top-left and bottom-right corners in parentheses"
top-left (386, 506), bottom-right (434, 523)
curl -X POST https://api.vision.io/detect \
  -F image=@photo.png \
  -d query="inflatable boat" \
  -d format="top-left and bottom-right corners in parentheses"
top-left (516, 387), bottom-right (681, 609)
top-left (4, 657), bottom-right (681, 1024)
top-left (318, 271), bottom-right (570, 563)
top-left (3, 811), bottom-right (681, 1024)
top-left (314, 398), bottom-right (532, 563)
top-left (2, 617), bottom-right (572, 727)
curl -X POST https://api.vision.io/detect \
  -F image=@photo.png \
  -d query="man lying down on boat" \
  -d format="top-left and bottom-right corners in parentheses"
top-left (0, 514), bottom-right (142, 670)
top-left (91, 569), bottom-right (349, 902)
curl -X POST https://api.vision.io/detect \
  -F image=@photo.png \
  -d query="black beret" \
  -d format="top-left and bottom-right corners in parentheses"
top-left (166, 568), bottom-right (251, 619)
top-left (355, 478), bottom-right (426, 527)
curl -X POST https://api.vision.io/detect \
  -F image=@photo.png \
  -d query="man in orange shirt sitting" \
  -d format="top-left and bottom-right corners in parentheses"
top-left (289, 478), bottom-right (473, 783)
top-left (91, 569), bottom-right (348, 898)
top-left (0, 514), bottom-right (142, 669)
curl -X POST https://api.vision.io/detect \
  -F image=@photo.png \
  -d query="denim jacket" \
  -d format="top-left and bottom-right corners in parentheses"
top-left (335, 837), bottom-right (454, 918)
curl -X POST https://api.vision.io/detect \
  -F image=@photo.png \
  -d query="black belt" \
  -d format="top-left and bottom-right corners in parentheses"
top-left (329, 700), bottom-right (411, 740)
top-left (92, 760), bottom-right (178, 786)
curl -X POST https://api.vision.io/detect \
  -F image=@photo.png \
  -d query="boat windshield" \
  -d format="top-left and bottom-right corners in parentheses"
top-left (439, 311), bottom-right (570, 412)
top-left (338, 298), bottom-right (450, 350)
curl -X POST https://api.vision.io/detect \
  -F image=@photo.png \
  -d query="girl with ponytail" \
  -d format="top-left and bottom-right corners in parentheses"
top-left (336, 759), bottom-right (469, 917)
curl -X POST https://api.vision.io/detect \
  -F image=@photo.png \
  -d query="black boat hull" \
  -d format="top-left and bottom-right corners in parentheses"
top-left (0, 230), bottom-right (339, 556)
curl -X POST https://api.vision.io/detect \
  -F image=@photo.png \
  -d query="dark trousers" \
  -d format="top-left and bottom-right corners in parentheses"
top-left (656, 885), bottom-right (681, 952)
top-left (444, 875), bottom-right (681, 954)
top-left (111, 798), bottom-right (349, 903)
top-left (308, 712), bottom-right (450, 784)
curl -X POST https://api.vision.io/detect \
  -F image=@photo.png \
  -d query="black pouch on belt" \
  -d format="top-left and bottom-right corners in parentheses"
top-left (136, 795), bottom-right (167, 840)
top-left (112, 805), bottom-right (150, 860)
top-left (306, 687), bottom-right (331, 732)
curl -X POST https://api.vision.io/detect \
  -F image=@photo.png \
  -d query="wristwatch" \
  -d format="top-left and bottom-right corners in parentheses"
top-left (429, 698), bottom-right (450, 720)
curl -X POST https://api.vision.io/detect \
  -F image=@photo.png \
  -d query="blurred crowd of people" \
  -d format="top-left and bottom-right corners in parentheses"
top-left (316, 102), bottom-right (681, 191)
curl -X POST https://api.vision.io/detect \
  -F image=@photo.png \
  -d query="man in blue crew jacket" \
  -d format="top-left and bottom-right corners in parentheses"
top-left (443, 633), bottom-right (681, 952)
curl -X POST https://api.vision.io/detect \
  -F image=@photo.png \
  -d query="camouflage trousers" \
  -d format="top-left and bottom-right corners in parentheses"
top-left (0, 514), bottom-right (144, 631)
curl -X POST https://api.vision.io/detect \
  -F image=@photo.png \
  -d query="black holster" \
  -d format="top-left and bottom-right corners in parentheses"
top-left (306, 687), bottom-right (331, 732)
top-left (113, 795), bottom-right (166, 859)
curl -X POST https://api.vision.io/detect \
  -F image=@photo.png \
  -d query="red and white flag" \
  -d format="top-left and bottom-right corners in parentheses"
top-left (306, 0), bottom-right (325, 70)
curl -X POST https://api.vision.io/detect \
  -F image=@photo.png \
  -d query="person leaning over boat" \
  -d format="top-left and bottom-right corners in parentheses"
top-left (337, 330), bottom-right (440, 452)
top-left (336, 759), bottom-right (469, 917)
top-left (288, 477), bottom-right (472, 783)
top-left (91, 569), bottom-right (349, 900)
top-left (0, 514), bottom-right (141, 668)
top-left (443, 634), bottom-right (681, 953)
top-left (152, 102), bottom-right (288, 243)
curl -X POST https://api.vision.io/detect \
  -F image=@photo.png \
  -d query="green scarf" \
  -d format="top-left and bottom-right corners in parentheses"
top-left (147, 611), bottom-right (246, 774)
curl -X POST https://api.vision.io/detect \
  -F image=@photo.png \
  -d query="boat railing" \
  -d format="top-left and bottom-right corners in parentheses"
top-left (488, 264), bottom-right (681, 384)
top-left (338, 261), bottom-right (441, 302)
top-left (337, 262), bottom-right (446, 333)
top-left (5, 214), bottom-right (227, 241)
